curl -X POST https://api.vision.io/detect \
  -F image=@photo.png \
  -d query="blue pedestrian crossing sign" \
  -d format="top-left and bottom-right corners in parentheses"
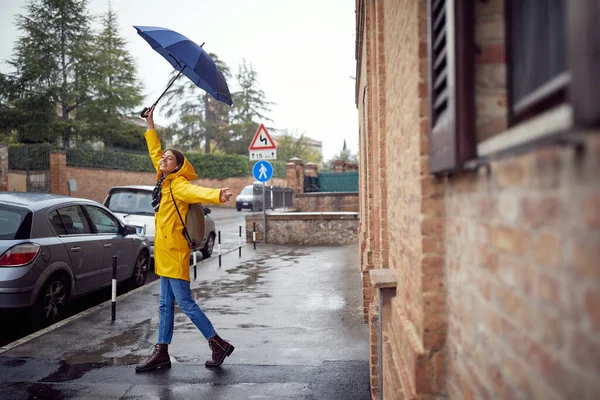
top-left (253, 160), bottom-right (273, 183)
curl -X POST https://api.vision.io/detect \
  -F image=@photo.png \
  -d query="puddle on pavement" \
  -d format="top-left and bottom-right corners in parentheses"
top-left (236, 323), bottom-right (269, 329)
top-left (63, 319), bottom-right (155, 366)
top-left (16, 382), bottom-right (74, 399)
top-left (41, 360), bottom-right (108, 382)
top-left (2, 358), bottom-right (27, 366)
top-left (299, 293), bottom-right (347, 311)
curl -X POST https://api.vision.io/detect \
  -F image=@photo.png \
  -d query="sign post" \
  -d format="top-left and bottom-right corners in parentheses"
top-left (249, 124), bottom-right (277, 244)
top-left (253, 160), bottom-right (273, 243)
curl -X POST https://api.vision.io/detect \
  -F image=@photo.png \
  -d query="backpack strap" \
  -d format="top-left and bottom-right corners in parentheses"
top-left (169, 180), bottom-right (194, 246)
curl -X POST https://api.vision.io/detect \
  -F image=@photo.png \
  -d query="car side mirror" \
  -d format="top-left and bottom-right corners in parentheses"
top-left (204, 207), bottom-right (211, 215)
top-left (123, 225), bottom-right (137, 235)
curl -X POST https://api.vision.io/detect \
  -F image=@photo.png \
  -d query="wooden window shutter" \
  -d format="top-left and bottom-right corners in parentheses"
top-left (568, 0), bottom-right (600, 128)
top-left (428, 0), bottom-right (475, 174)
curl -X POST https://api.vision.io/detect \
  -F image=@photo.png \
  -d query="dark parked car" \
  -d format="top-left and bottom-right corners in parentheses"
top-left (0, 192), bottom-right (151, 325)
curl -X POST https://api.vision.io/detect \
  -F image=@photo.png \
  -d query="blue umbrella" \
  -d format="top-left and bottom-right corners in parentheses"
top-left (134, 26), bottom-right (232, 117)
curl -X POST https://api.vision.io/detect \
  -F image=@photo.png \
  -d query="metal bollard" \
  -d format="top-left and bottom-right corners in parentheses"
top-left (239, 226), bottom-right (242, 257)
top-left (218, 231), bottom-right (221, 267)
top-left (111, 255), bottom-right (117, 322)
top-left (193, 251), bottom-right (197, 279)
top-left (253, 222), bottom-right (256, 250)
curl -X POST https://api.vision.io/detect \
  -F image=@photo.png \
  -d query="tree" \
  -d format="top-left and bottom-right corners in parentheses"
top-left (275, 129), bottom-right (322, 164)
top-left (217, 60), bottom-right (272, 154)
top-left (6, 0), bottom-right (97, 146)
top-left (323, 139), bottom-right (359, 170)
top-left (76, 5), bottom-right (144, 147)
top-left (161, 53), bottom-right (231, 152)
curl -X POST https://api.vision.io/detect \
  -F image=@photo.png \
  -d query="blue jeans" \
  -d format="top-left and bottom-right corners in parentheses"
top-left (157, 277), bottom-right (216, 343)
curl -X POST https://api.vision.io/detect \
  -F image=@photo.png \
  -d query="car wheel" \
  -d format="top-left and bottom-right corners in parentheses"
top-left (236, 206), bottom-right (241, 211)
top-left (201, 233), bottom-right (215, 258)
top-left (130, 251), bottom-right (149, 289)
top-left (37, 275), bottom-right (68, 325)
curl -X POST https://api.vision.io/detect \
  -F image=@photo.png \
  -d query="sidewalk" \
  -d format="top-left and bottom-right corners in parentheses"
top-left (0, 244), bottom-right (370, 399)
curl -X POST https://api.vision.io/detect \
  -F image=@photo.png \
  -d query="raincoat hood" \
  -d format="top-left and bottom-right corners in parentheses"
top-left (157, 155), bottom-right (198, 183)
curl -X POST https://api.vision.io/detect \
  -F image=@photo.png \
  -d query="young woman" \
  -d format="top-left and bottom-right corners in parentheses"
top-left (136, 106), bottom-right (234, 372)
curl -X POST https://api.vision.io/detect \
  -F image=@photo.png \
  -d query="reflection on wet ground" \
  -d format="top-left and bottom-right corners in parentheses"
top-left (0, 269), bottom-right (160, 348)
top-left (189, 248), bottom-right (309, 302)
top-left (0, 245), bottom-right (370, 399)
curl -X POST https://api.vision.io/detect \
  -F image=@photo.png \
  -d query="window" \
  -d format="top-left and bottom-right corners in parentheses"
top-left (106, 190), bottom-right (154, 215)
top-left (49, 206), bottom-right (91, 236)
top-left (507, 0), bottom-right (568, 124)
top-left (0, 205), bottom-right (32, 240)
top-left (428, 0), bottom-right (599, 171)
top-left (86, 206), bottom-right (120, 234)
top-left (427, 0), bottom-right (475, 174)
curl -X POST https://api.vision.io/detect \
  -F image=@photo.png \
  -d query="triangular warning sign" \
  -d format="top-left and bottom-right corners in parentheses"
top-left (249, 124), bottom-right (277, 150)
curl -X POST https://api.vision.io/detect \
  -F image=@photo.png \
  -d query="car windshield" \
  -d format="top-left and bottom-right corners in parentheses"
top-left (106, 190), bottom-right (154, 215)
top-left (0, 205), bottom-right (33, 240)
top-left (241, 186), bottom-right (254, 195)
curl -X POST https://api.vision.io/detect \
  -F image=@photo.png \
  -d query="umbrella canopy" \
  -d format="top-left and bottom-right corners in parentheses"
top-left (134, 26), bottom-right (232, 107)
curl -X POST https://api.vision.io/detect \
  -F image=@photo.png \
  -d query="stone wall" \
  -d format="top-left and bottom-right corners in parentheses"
top-left (245, 212), bottom-right (359, 245)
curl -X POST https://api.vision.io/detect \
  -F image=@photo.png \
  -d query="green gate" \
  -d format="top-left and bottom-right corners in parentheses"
top-left (316, 172), bottom-right (358, 192)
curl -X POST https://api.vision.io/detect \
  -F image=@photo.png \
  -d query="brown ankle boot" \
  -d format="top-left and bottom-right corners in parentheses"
top-left (135, 343), bottom-right (171, 372)
top-left (205, 334), bottom-right (234, 367)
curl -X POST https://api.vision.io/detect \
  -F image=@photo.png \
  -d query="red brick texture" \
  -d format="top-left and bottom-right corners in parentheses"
top-left (0, 145), bottom-right (7, 192)
top-left (356, 0), bottom-right (600, 398)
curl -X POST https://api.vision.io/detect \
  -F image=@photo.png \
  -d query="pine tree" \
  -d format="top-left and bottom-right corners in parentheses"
top-left (7, 0), bottom-right (96, 146)
top-left (77, 5), bottom-right (145, 148)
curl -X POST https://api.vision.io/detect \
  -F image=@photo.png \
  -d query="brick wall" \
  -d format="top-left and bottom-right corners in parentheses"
top-left (356, 0), bottom-right (600, 398)
top-left (0, 145), bottom-right (7, 191)
top-left (446, 136), bottom-right (600, 399)
top-left (293, 192), bottom-right (359, 212)
top-left (50, 153), bottom-right (68, 195)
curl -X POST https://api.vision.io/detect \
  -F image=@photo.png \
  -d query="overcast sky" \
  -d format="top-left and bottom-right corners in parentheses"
top-left (0, 0), bottom-right (359, 161)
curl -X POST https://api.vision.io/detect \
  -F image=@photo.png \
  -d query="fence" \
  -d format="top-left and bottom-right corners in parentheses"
top-left (8, 144), bottom-right (54, 193)
top-left (310, 171), bottom-right (359, 193)
top-left (252, 184), bottom-right (294, 211)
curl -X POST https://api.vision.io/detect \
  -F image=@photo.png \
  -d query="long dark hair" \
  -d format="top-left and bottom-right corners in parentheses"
top-left (165, 148), bottom-right (185, 172)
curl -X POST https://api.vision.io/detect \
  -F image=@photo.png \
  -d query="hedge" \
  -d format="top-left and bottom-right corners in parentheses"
top-left (7, 144), bottom-right (288, 179)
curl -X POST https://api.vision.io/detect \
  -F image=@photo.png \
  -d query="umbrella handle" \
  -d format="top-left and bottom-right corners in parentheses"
top-left (139, 67), bottom-right (186, 118)
top-left (140, 107), bottom-right (151, 119)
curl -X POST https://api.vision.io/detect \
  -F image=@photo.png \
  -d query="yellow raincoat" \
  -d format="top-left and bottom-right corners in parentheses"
top-left (145, 129), bottom-right (222, 282)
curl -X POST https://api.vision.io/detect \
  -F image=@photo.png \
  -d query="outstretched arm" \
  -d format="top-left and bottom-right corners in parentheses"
top-left (143, 106), bottom-right (162, 173)
top-left (172, 178), bottom-right (232, 205)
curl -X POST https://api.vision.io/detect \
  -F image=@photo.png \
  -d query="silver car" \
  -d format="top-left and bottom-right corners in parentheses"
top-left (0, 192), bottom-right (150, 325)
top-left (103, 185), bottom-right (217, 260)
top-left (235, 184), bottom-right (255, 211)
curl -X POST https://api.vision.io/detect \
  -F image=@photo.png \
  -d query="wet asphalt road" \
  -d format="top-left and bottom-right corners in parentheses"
top-left (0, 243), bottom-right (370, 399)
top-left (0, 207), bottom-right (247, 349)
